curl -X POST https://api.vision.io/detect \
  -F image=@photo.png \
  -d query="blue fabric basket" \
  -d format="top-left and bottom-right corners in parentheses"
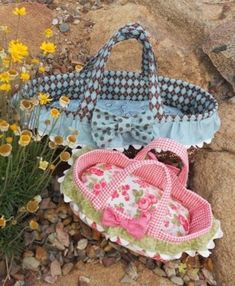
top-left (15, 23), bottom-right (220, 149)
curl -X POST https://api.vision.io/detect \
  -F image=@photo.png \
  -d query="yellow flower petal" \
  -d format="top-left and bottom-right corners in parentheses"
top-left (59, 95), bottom-right (70, 108)
top-left (38, 92), bottom-right (52, 105)
top-left (0, 144), bottom-right (12, 157)
top-left (8, 40), bottom-right (28, 63)
top-left (50, 108), bottom-right (60, 118)
top-left (18, 134), bottom-right (31, 146)
top-left (0, 72), bottom-right (10, 83)
top-left (44, 28), bottom-right (53, 38)
top-left (40, 41), bottom-right (56, 55)
top-left (53, 135), bottom-right (63, 145)
top-left (60, 151), bottom-right (71, 162)
top-left (20, 99), bottom-right (34, 111)
top-left (0, 119), bottom-right (9, 132)
top-left (39, 159), bottom-right (49, 171)
top-left (20, 72), bottom-right (30, 81)
top-left (0, 83), bottom-right (11, 92)
top-left (38, 66), bottom-right (46, 73)
top-left (29, 219), bottom-right (39, 230)
top-left (0, 216), bottom-right (6, 228)
top-left (26, 200), bottom-right (39, 213)
top-left (6, 137), bottom-right (13, 144)
top-left (13, 7), bottom-right (26, 16)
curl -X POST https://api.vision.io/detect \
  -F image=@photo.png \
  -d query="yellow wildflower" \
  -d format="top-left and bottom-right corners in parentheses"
top-left (50, 108), bottom-right (60, 118)
top-left (0, 72), bottom-right (10, 83)
top-left (10, 123), bottom-right (19, 132)
top-left (59, 95), bottom-right (70, 108)
top-left (39, 159), bottom-right (49, 171)
top-left (20, 72), bottom-right (30, 81)
top-left (66, 134), bottom-right (77, 148)
top-left (20, 99), bottom-right (34, 111)
top-left (0, 144), bottom-right (12, 157)
top-left (12, 219), bottom-right (17, 225)
top-left (75, 64), bottom-right (84, 72)
top-left (40, 41), bottom-right (56, 55)
top-left (0, 83), bottom-right (11, 92)
top-left (60, 151), bottom-right (71, 162)
top-left (38, 66), bottom-right (46, 73)
top-left (49, 164), bottom-right (56, 171)
top-left (8, 69), bottom-right (18, 79)
top-left (26, 200), bottom-right (39, 213)
top-left (0, 119), bottom-right (9, 132)
top-left (0, 216), bottom-right (6, 228)
top-left (6, 137), bottom-right (13, 144)
top-left (38, 92), bottom-right (52, 105)
top-left (53, 135), bottom-right (63, 145)
top-left (2, 56), bottom-right (10, 67)
top-left (21, 130), bottom-right (32, 138)
top-left (18, 134), bottom-right (31, 146)
top-left (8, 40), bottom-right (28, 63)
top-left (31, 58), bottom-right (40, 65)
top-left (13, 7), bottom-right (26, 16)
top-left (0, 26), bottom-right (10, 33)
top-left (44, 28), bottom-right (53, 38)
top-left (29, 219), bottom-right (39, 230)
top-left (48, 141), bottom-right (56, 149)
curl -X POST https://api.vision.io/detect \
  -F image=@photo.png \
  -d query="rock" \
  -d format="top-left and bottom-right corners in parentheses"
top-left (52, 18), bottom-right (59, 26)
top-left (78, 276), bottom-right (90, 286)
top-left (59, 23), bottom-right (70, 33)
top-left (192, 150), bottom-right (235, 286)
top-left (187, 269), bottom-right (199, 281)
top-left (35, 246), bottom-right (48, 262)
top-left (170, 276), bottom-right (184, 286)
top-left (102, 257), bottom-right (117, 267)
top-left (208, 103), bottom-right (235, 154)
top-left (0, 3), bottom-right (53, 56)
top-left (22, 257), bottom-right (40, 271)
top-left (203, 21), bottom-right (235, 92)
top-left (77, 238), bottom-right (88, 250)
top-left (125, 262), bottom-right (138, 280)
top-left (87, 3), bottom-right (212, 88)
top-left (120, 274), bottom-right (137, 285)
top-left (56, 222), bottom-right (70, 247)
top-left (43, 275), bottom-right (58, 284)
top-left (201, 269), bottom-right (217, 286)
top-left (153, 267), bottom-right (167, 277)
top-left (50, 259), bottom-right (62, 277)
top-left (44, 209), bottom-right (59, 223)
top-left (163, 265), bottom-right (176, 278)
top-left (62, 263), bottom-right (74, 275)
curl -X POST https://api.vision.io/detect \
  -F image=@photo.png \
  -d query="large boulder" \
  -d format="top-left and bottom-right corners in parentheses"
top-left (203, 21), bottom-right (235, 92)
top-left (0, 3), bottom-right (53, 55)
top-left (86, 2), bottom-right (213, 88)
top-left (192, 139), bottom-right (235, 284)
top-left (209, 102), bottom-right (235, 153)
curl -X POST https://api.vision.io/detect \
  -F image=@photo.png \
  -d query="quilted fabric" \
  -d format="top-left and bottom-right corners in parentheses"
top-left (13, 23), bottom-right (220, 148)
top-left (81, 162), bottom-right (190, 237)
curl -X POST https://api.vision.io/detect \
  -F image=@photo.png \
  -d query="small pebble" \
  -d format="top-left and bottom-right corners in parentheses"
top-left (52, 18), bottom-right (59, 26)
top-left (77, 239), bottom-right (88, 250)
top-left (163, 265), bottom-right (176, 277)
top-left (62, 263), bottom-right (74, 275)
top-left (153, 267), bottom-right (167, 277)
top-left (59, 23), bottom-right (70, 33)
top-left (170, 276), bottom-right (184, 286)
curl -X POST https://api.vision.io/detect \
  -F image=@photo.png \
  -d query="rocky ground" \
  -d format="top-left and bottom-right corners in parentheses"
top-left (0, 0), bottom-right (234, 286)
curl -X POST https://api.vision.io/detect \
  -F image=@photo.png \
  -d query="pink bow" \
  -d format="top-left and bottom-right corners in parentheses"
top-left (101, 207), bottom-right (151, 239)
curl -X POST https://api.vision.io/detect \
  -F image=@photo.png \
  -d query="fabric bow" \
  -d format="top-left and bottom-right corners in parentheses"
top-left (91, 107), bottom-right (154, 147)
top-left (101, 207), bottom-right (151, 239)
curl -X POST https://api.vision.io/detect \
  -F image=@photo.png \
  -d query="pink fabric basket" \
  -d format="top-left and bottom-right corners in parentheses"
top-left (73, 138), bottom-right (213, 244)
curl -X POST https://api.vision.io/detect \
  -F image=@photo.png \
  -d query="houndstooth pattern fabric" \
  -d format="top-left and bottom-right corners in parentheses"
top-left (18, 23), bottom-right (218, 125)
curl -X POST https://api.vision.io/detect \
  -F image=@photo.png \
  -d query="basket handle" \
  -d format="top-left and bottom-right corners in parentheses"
top-left (135, 138), bottom-right (189, 186)
top-left (77, 23), bottom-right (163, 121)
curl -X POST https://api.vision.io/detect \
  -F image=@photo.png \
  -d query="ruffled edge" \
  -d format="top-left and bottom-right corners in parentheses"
top-left (62, 188), bottom-right (223, 261)
top-left (58, 168), bottom-right (223, 261)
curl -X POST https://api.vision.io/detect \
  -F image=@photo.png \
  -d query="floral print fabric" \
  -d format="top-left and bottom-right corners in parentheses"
top-left (81, 163), bottom-right (190, 237)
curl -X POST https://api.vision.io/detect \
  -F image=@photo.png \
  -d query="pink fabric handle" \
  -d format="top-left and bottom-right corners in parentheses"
top-left (135, 138), bottom-right (189, 186)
